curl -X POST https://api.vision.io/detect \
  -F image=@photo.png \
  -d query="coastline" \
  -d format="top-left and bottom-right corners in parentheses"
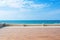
top-left (2, 24), bottom-right (60, 28)
top-left (6, 24), bottom-right (60, 26)
top-left (0, 23), bottom-right (60, 28)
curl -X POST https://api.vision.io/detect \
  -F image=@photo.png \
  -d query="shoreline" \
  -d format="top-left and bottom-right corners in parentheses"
top-left (7, 24), bottom-right (60, 26)
top-left (0, 24), bottom-right (60, 28)
top-left (3, 24), bottom-right (60, 28)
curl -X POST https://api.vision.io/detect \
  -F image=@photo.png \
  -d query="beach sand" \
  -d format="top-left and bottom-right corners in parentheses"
top-left (0, 25), bottom-right (60, 40)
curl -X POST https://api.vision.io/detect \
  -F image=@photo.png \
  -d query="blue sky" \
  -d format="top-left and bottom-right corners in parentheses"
top-left (0, 0), bottom-right (60, 20)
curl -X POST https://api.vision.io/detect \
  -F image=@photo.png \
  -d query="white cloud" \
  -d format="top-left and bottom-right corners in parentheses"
top-left (22, 1), bottom-right (50, 9)
top-left (6, 0), bottom-right (23, 8)
top-left (0, 0), bottom-right (50, 9)
top-left (0, 0), bottom-right (51, 20)
top-left (0, 0), bottom-right (6, 7)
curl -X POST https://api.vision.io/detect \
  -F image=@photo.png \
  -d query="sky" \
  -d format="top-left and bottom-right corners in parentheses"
top-left (0, 0), bottom-right (60, 20)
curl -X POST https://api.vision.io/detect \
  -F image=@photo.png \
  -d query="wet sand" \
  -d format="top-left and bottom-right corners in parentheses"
top-left (0, 26), bottom-right (60, 40)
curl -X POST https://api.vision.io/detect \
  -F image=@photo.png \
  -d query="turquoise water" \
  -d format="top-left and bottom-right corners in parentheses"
top-left (0, 20), bottom-right (60, 24)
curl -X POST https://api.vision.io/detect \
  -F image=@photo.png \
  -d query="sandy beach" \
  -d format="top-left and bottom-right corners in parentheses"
top-left (0, 25), bottom-right (60, 40)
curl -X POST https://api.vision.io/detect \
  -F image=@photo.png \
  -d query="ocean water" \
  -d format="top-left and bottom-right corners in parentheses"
top-left (0, 20), bottom-right (60, 24)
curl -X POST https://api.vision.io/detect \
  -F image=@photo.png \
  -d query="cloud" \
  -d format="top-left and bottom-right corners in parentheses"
top-left (0, 0), bottom-right (6, 7)
top-left (21, 1), bottom-right (50, 9)
top-left (0, 0), bottom-right (20, 8)
top-left (0, 0), bottom-right (51, 20)
top-left (6, 0), bottom-right (23, 8)
top-left (0, 0), bottom-right (50, 9)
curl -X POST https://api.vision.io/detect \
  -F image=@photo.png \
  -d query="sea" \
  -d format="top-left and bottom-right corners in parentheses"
top-left (0, 20), bottom-right (60, 24)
